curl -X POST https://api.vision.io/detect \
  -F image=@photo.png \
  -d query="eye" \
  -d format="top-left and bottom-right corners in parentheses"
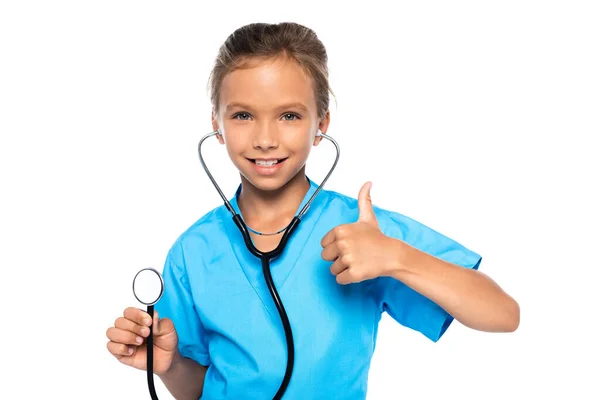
top-left (282, 113), bottom-right (300, 121)
top-left (232, 112), bottom-right (251, 120)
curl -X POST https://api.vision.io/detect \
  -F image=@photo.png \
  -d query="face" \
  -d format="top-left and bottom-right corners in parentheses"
top-left (212, 56), bottom-right (330, 192)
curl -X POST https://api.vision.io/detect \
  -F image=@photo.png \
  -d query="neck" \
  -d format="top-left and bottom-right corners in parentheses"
top-left (238, 168), bottom-right (310, 230)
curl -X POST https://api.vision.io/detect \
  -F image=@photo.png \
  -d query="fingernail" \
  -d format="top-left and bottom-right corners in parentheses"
top-left (144, 318), bottom-right (152, 326)
top-left (128, 347), bottom-right (133, 355)
top-left (136, 336), bottom-right (143, 344)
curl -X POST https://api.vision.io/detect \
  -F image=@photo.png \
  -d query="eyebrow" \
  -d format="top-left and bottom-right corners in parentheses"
top-left (225, 102), bottom-right (309, 112)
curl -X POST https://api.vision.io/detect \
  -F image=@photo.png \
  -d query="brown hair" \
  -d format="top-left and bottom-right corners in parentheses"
top-left (208, 22), bottom-right (334, 119)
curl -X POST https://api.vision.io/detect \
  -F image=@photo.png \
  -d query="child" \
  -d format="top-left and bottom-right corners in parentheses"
top-left (106, 22), bottom-right (519, 399)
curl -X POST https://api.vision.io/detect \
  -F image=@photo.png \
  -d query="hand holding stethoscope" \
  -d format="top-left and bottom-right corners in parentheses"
top-left (125, 268), bottom-right (175, 400)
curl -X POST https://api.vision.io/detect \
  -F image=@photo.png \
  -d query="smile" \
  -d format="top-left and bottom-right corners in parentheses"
top-left (247, 158), bottom-right (288, 175)
top-left (248, 158), bottom-right (288, 166)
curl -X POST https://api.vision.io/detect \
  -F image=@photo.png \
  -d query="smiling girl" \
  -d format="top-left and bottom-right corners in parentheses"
top-left (106, 22), bottom-right (519, 400)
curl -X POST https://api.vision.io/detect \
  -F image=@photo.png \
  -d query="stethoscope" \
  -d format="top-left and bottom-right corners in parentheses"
top-left (132, 128), bottom-right (340, 399)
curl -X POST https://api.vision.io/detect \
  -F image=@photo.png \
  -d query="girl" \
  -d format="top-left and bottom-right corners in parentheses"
top-left (106, 22), bottom-right (519, 399)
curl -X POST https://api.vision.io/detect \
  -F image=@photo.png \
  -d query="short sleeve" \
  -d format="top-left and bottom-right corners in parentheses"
top-left (373, 209), bottom-right (482, 342)
top-left (154, 246), bottom-right (210, 367)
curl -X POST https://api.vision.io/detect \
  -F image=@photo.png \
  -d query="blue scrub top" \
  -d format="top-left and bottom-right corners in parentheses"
top-left (155, 178), bottom-right (481, 399)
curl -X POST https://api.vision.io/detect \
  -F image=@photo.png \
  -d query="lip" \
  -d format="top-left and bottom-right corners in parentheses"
top-left (248, 157), bottom-right (287, 161)
top-left (247, 157), bottom-right (288, 176)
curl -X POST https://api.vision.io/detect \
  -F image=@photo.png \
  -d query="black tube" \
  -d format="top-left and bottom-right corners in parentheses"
top-left (262, 255), bottom-right (294, 400)
top-left (146, 304), bottom-right (159, 400)
top-left (233, 214), bottom-right (301, 399)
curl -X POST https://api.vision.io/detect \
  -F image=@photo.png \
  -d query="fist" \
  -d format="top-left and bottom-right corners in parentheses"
top-left (321, 182), bottom-right (398, 284)
top-left (106, 307), bottom-right (179, 375)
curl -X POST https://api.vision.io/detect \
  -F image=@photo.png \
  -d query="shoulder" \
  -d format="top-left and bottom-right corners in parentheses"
top-left (321, 187), bottom-right (408, 229)
top-left (321, 188), bottom-right (360, 215)
top-left (321, 187), bottom-right (457, 250)
top-left (164, 204), bottom-right (230, 271)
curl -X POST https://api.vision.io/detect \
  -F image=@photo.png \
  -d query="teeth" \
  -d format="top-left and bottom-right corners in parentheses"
top-left (255, 159), bottom-right (279, 166)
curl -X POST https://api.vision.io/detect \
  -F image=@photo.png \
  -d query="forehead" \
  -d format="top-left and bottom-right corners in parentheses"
top-left (220, 57), bottom-right (316, 111)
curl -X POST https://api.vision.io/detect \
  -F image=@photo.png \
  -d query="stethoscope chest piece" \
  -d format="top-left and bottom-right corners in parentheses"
top-left (133, 267), bottom-right (164, 306)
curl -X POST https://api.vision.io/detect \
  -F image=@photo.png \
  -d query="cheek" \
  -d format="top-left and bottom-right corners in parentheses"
top-left (221, 122), bottom-right (252, 144)
top-left (284, 140), bottom-right (311, 158)
top-left (223, 132), bottom-right (250, 153)
top-left (283, 130), bottom-right (315, 153)
top-left (221, 140), bottom-right (245, 167)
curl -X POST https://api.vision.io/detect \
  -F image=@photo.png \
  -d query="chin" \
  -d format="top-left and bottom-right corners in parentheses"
top-left (241, 174), bottom-right (289, 192)
top-left (241, 167), bottom-right (305, 193)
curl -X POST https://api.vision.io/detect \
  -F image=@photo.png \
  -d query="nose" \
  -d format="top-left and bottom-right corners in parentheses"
top-left (252, 125), bottom-right (279, 151)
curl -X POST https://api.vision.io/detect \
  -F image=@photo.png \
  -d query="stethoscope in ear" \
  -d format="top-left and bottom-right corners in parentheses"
top-left (131, 126), bottom-right (340, 400)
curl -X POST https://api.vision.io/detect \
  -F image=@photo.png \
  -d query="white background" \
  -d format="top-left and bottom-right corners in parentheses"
top-left (1, 1), bottom-right (599, 399)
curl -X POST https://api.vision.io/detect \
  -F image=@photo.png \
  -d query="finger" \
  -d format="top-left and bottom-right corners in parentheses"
top-left (321, 224), bottom-right (350, 248)
top-left (107, 340), bottom-right (135, 358)
top-left (335, 269), bottom-right (354, 285)
top-left (329, 258), bottom-right (348, 276)
top-left (114, 316), bottom-right (150, 338)
top-left (153, 310), bottom-right (160, 334)
top-left (321, 242), bottom-right (340, 262)
top-left (320, 228), bottom-right (336, 248)
top-left (153, 314), bottom-right (175, 337)
top-left (358, 181), bottom-right (378, 226)
top-left (123, 307), bottom-right (153, 328)
top-left (106, 326), bottom-right (145, 346)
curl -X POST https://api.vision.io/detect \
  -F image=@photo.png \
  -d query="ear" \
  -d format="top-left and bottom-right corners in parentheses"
top-left (314, 110), bottom-right (331, 146)
top-left (211, 109), bottom-right (224, 145)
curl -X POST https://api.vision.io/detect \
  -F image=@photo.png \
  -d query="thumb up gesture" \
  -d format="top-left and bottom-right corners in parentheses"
top-left (321, 182), bottom-right (401, 284)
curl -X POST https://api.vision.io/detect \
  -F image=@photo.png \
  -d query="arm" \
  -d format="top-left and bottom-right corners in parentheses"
top-left (158, 350), bottom-right (207, 400)
top-left (321, 182), bottom-right (519, 336)
top-left (387, 238), bottom-right (520, 332)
